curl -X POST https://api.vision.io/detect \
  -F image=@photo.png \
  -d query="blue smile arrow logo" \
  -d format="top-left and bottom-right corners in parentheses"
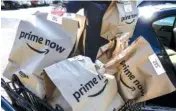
top-left (27, 43), bottom-right (49, 55)
top-left (88, 79), bottom-right (109, 97)
top-left (125, 19), bottom-right (135, 24)
top-left (120, 74), bottom-right (135, 91)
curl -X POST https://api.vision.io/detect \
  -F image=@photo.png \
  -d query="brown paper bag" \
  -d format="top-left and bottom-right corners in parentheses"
top-left (105, 37), bottom-right (176, 102)
top-left (101, 1), bottom-right (138, 40)
top-left (3, 11), bottom-right (86, 98)
top-left (97, 33), bottom-right (130, 64)
top-left (44, 55), bottom-right (124, 111)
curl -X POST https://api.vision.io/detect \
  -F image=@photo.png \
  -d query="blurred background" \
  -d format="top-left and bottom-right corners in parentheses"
top-left (1, 0), bottom-right (64, 10)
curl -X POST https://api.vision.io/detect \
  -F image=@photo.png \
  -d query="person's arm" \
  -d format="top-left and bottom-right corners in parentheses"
top-left (64, 1), bottom-right (85, 13)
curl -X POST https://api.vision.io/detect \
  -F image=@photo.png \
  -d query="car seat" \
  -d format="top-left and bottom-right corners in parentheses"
top-left (165, 47), bottom-right (176, 69)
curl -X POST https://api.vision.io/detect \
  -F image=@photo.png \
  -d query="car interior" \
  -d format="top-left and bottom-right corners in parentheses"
top-left (147, 16), bottom-right (176, 108)
top-left (152, 16), bottom-right (176, 69)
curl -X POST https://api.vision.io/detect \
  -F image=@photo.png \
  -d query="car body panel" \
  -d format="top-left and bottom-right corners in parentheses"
top-left (131, 3), bottom-right (176, 108)
top-left (1, 0), bottom-right (5, 8)
top-left (3, 1), bottom-right (20, 9)
top-left (131, 4), bottom-right (176, 54)
top-left (138, 1), bottom-right (176, 7)
top-left (18, 0), bottom-right (32, 7)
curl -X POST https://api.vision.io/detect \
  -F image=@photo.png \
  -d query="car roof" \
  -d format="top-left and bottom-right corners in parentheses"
top-left (153, 4), bottom-right (176, 10)
top-left (138, 4), bottom-right (176, 18)
top-left (139, 4), bottom-right (176, 12)
top-left (138, 1), bottom-right (176, 7)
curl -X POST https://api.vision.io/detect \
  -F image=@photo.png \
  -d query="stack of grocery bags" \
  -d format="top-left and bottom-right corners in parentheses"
top-left (3, 1), bottom-right (176, 111)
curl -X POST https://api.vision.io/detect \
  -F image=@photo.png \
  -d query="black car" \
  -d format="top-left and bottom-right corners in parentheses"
top-left (2, 0), bottom-right (20, 9)
top-left (131, 2), bottom-right (176, 109)
top-left (1, 0), bottom-right (5, 9)
top-left (16, 0), bottom-right (32, 8)
top-left (52, 0), bottom-right (62, 4)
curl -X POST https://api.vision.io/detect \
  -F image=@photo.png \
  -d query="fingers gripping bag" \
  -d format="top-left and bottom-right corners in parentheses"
top-left (101, 1), bottom-right (138, 40)
top-left (105, 37), bottom-right (176, 102)
top-left (44, 55), bottom-right (124, 111)
top-left (3, 11), bottom-right (86, 98)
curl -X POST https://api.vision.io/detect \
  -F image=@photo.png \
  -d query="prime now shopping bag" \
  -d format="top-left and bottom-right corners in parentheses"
top-left (3, 11), bottom-right (85, 98)
top-left (44, 55), bottom-right (124, 111)
top-left (101, 1), bottom-right (138, 40)
top-left (105, 37), bottom-right (176, 102)
top-left (97, 33), bottom-right (130, 64)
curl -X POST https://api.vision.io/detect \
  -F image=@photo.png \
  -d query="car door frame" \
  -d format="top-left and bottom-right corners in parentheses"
top-left (152, 16), bottom-right (176, 48)
top-left (173, 17), bottom-right (176, 49)
top-left (142, 8), bottom-right (176, 107)
top-left (132, 7), bottom-right (176, 87)
top-left (150, 8), bottom-right (176, 87)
